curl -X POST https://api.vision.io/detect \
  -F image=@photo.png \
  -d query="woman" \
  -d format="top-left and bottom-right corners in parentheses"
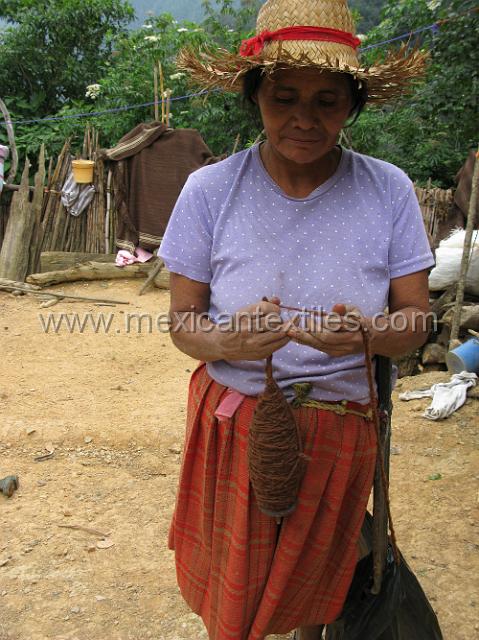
top-left (160, 1), bottom-right (434, 638)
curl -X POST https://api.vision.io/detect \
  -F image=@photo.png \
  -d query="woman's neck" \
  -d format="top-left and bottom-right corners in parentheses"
top-left (259, 142), bottom-right (341, 199)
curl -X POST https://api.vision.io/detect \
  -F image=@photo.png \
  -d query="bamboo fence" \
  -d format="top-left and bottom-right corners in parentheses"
top-left (0, 128), bottom-right (119, 277)
top-left (414, 181), bottom-right (454, 248)
top-left (0, 131), bottom-right (458, 279)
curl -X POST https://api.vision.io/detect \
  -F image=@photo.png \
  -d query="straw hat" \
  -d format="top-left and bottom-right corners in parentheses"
top-left (178, 0), bottom-right (427, 104)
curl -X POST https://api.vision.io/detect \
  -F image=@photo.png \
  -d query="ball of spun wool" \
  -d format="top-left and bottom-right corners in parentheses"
top-left (248, 356), bottom-right (307, 518)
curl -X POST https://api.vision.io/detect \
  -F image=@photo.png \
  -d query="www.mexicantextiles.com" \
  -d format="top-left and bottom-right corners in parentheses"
top-left (38, 310), bottom-right (436, 335)
top-left (38, 312), bottom-right (173, 335)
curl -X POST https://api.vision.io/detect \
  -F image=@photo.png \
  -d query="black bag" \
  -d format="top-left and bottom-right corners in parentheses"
top-left (326, 357), bottom-right (443, 640)
top-left (325, 513), bottom-right (443, 640)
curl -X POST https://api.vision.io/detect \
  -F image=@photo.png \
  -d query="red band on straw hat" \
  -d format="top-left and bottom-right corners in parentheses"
top-left (239, 25), bottom-right (362, 57)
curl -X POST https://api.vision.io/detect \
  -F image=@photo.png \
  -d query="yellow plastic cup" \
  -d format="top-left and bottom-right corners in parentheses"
top-left (72, 159), bottom-right (95, 184)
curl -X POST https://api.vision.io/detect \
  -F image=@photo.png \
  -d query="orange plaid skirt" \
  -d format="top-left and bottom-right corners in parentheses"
top-left (168, 365), bottom-right (377, 639)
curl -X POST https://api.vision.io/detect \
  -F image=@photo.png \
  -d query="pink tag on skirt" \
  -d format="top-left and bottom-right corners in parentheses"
top-left (214, 389), bottom-right (246, 421)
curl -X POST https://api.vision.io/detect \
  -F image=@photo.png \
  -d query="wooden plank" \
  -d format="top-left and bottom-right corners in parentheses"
top-left (27, 260), bottom-right (169, 288)
top-left (40, 251), bottom-right (117, 273)
top-left (28, 145), bottom-right (46, 275)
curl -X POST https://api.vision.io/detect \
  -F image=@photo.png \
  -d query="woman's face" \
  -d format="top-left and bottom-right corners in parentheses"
top-left (255, 68), bottom-right (353, 165)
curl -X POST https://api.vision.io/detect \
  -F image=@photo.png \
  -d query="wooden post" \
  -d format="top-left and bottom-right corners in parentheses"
top-left (139, 258), bottom-right (164, 295)
top-left (105, 169), bottom-right (112, 253)
top-left (232, 134), bottom-right (241, 156)
top-left (154, 64), bottom-right (159, 122)
top-left (165, 89), bottom-right (172, 128)
top-left (449, 146), bottom-right (479, 348)
top-left (159, 62), bottom-right (165, 124)
top-left (28, 144), bottom-right (46, 275)
top-left (0, 158), bottom-right (35, 281)
top-left (0, 97), bottom-right (18, 184)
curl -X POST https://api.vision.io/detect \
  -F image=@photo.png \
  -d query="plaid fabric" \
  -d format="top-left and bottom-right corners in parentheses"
top-left (169, 365), bottom-right (377, 640)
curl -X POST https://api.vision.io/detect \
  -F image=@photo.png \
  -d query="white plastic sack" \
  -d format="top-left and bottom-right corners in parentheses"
top-left (429, 229), bottom-right (479, 295)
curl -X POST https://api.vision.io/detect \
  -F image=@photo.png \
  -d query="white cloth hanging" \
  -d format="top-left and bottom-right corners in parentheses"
top-left (0, 145), bottom-right (9, 194)
top-left (61, 167), bottom-right (95, 217)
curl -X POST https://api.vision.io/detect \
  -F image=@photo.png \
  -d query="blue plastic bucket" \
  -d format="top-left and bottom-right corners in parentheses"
top-left (446, 338), bottom-right (479, 374)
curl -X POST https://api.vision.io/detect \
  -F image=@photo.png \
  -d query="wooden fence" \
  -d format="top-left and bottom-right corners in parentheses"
top-left (0, 138), bottom-right (118, 280)
top-left (414, 182), bottom-right (454, 248)
top-left (0, 140), bottom-right (457, 280)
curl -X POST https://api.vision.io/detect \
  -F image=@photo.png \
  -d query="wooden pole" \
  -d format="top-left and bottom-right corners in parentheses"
top-left (28, 144), bottom-right (46, 275)
top-left (449, 146), bottom-right (479, 348)
top-left (1, 183), bottom-right (35, 193)
top-left (232, 134), bottom-right (241, 156)
top-left (154, 64), bottom-right (159, 122)
top-left (165, 90), bottom-right (171, 128)
top-left (0, 157), bottom-right (34, 281)
top-left (0, 278), bottom-right (129, 304)
top-left (159, 62), bottom-right (165, 124)
top-left (0, 97), bottom-right (18, 184)
top-left (105, 169), bottom-right (112, 253)
top-left (138, 258), bottom-right (164, 295)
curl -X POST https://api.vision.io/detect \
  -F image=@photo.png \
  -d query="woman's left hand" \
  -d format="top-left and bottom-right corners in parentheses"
top-left (286, 303), bottom-right (369, 357)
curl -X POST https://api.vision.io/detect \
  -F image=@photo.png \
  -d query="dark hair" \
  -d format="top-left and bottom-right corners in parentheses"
top-left (242, 67), bottom-right (369, 125)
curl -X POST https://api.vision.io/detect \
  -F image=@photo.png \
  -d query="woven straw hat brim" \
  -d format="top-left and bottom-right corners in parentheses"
top-left (177, 44), bottom-right (428, 105)
top-left (177, 0), bottom-right (428, 104)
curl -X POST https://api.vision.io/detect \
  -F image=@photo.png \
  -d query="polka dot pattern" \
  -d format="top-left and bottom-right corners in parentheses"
top-left (160, 146), bottom-right (434, 403)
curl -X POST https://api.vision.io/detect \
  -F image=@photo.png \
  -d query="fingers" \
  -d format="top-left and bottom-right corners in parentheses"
top-left (332, 303), bottom-right (363, 318)
top-left (332, 303), bottom-right (347, 316)
top-left (222, 330), bottom-right (291, 361)
top-left (287, 325), bottom-right (365, 356)
top-left (236, 300), bottom-right (287, 333)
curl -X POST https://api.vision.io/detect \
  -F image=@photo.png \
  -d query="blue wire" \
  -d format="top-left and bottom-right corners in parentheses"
top-left (359, 24), bottom-right (437, 52)
top-left (1, 22), bottom-right (441, 128)
top-left (3, 89), bottom-right (211, 126)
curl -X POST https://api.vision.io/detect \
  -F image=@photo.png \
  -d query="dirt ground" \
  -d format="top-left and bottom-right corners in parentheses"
top-left (0, 279), bottom-right (478, 640)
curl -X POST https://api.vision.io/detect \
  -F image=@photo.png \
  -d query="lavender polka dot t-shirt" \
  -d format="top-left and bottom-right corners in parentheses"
top-left (160, 145), bottom-right (434, 404)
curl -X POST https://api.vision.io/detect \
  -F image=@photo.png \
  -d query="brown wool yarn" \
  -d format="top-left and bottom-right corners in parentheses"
top-left (248, 355), bottom-right (307, 518)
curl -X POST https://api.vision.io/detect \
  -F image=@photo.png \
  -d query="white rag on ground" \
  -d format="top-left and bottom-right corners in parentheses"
top-left (399, 371), bottom-right (477, 420)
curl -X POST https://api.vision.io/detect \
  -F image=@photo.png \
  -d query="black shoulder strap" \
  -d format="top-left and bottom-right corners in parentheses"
top-left (372, 356), bottom-right (393, 594)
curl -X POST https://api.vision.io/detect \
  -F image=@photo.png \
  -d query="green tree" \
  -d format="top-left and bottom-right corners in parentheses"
top-left (350, 0), bottom-right (386, 33)
top-left (352, 0), bottom-right (478, 186)
top-left (0, 0), bottom-right (134, 117)
top-left (0, 6), bottom-right (262, 164)
top-left (84, 9), bottom-right (261, 155)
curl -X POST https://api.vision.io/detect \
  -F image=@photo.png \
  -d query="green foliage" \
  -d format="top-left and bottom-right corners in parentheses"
top-left (88, 7), bottom-right (261, 155)
top-left (352, 0), bottom-right (478, 186)
top-left (0, 1), bottom-right (134, 117)
top-left (349, 0), bottom-right (386, 33)
top-left (0, 2), bottom-right (261, 167)
top-left (0, 0), bottom-right (476, 188)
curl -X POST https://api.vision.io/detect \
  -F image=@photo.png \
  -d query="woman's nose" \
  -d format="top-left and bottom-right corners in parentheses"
top-left (291, 101), bottom-right (319, 129)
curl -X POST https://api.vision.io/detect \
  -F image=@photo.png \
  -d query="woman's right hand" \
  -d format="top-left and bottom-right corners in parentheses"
top-left (216, 298), bottom-right (292, 361)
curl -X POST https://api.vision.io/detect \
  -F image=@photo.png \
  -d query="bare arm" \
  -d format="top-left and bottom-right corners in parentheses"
top-left (168, 273), bottom-right (291, 362)
top-left (370, 269), bottom-right (432, 357)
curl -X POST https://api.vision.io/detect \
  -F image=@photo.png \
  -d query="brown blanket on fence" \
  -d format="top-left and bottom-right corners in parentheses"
top-left (102, 122), bottom-right (220, 252)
